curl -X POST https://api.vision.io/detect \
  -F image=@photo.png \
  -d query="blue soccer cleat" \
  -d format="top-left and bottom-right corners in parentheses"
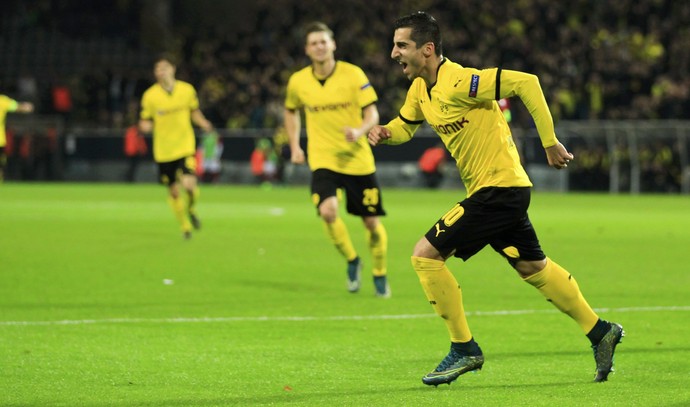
top-left (422, 347), bottom-right (484, 386)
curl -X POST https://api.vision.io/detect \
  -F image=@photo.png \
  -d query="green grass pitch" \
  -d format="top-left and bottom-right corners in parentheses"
top-left (1, 183), bottom-right (689, 406)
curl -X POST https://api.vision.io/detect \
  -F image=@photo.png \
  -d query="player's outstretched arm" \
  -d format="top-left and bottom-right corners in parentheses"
top-left (499, 70), bottom-right (558, 149)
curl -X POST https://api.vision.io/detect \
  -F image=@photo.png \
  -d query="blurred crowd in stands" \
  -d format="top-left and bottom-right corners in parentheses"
top-left (567, 138), bottom-right (683, 193)
top-left (2, 0), bottom-right (689, 129)
top-left (1, 0), bottom-right (689, 190)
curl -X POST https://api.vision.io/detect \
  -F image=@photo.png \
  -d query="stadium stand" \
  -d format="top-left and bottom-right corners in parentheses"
top-left (0, 0), bottom-right (688, 191)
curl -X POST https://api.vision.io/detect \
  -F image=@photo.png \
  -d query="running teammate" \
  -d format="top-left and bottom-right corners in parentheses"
top-left (139, 55), bottom-right (213, 239)
top-left (284, 22), bottom-right (390, 297)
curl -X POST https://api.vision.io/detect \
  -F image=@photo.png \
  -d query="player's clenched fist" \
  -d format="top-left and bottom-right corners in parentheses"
top-left (544, 142), bottom-right (574, 170)
top-left (368, 125), bottom-right (392, 146)
top-left (291, 146), bottom-right (306, 164)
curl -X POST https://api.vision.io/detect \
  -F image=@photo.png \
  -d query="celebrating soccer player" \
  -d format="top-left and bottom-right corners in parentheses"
top-left (368, 11), bottom-right (623, 385)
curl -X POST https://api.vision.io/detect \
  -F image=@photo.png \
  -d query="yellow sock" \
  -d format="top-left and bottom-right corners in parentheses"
top-left (323, 218), bottom-right (357, 261)
top-left (523, 258), bottom-right (599, 333)
top-left (411, 256), bottom-right (472, 343)
top-left (366, 222), bottom-right (388, 276)
top-left (168, 195), bottom-right (192, 231)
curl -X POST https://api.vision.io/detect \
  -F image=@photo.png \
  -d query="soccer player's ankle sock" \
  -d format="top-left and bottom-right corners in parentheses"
top-left (523, 257), bottom-right (599, 333)
top-left (323, 217), bottom-right (357, 261)
top-left (586, 319), bottom-right (612, 346)
top-left (411, 256), bottom-right (472, 343)
top-left (366, 222), bottom-right (388, 276)
top-left (168, 195), bottom-right (192, 231)
top-left (451, 337), bottom-right (482, 356)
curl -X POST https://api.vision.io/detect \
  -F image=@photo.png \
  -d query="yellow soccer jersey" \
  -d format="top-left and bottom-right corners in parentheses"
top-left (385, 59), bottom-right (558, 197)
top-left (285, 61), bottom-right (378, 175)
top-left (0, 95), bottom-right (19, 147)
top-left (140, 81), bottom-right (199, 163)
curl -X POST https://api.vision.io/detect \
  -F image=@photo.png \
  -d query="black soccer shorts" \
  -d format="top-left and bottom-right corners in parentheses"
top-left (424, 186), bottom-right (545, 263)
top-left (157, 156), bottom-right (196, 186)
top-left (310, 168), bottom-right (386, 217)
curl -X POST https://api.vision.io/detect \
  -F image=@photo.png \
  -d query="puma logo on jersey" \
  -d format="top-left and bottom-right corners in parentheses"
top-left (434, 223), bottom-right (446, 237)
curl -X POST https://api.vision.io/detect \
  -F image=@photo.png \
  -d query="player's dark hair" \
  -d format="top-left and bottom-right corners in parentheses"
top-left (303, 21), bottom-right (334, 44)
top-left (153, 52), bottom-right (177, 67)
top-left (393, 11), bottom-right (443, 56)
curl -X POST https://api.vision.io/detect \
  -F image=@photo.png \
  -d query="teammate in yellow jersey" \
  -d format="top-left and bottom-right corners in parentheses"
top-left (368, 12), bottom-right (623, 385)
top-left (0, 94), bottom-right (34, 183)
top-left (139, 55), bottom-right (213, 239)
top-left (284, 22), bottom-right (390, 297)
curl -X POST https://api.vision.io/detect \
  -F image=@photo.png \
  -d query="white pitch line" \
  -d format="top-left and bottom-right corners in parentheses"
top-left (1, 305), bottom-right (689, 327)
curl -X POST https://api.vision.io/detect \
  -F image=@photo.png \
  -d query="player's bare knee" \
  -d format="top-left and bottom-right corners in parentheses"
top-left (513, 259), bottom-right (547, 277)
top-left (319, 203), bottom-right (337, 223)
top-left (320, 211), bottom-right (337, 223)
top-left (169, 185), bottom-right (180, 199)
top-left (318, 197), bottom-right (338, 222)
top-left (412, 237), bottom-right (443, 260)
top-left (362, 216), bottom-right (379, 231)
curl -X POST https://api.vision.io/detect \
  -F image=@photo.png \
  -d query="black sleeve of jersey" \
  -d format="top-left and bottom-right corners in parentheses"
top-left (399, 113), bottom-right (424, 125)
top-left (495, 67), bottom-right (502, 100)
